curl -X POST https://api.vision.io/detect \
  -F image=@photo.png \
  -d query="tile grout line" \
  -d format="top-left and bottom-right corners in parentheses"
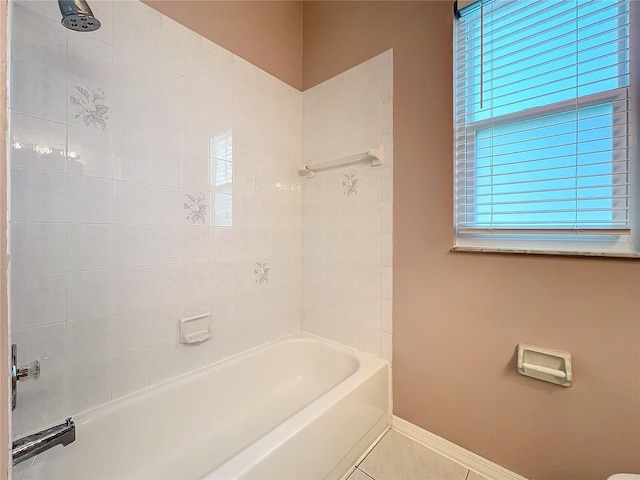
top-left (357, 428), bottom-right (478, 480)
top-left (356, 466), bottom-right (376, 480)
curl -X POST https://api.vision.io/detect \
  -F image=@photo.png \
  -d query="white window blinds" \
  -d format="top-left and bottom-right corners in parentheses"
top-left (453, 0), bottom-right (638, 256)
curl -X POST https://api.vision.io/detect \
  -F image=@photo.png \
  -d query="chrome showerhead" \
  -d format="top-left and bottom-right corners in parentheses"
top-left (58, 0), bottom-right (101, 32)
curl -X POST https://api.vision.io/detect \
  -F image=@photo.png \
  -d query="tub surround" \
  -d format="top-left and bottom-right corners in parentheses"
top-left (301, 50), bottom-right (393, 362)
top-left (9, 0), bottom-right (302, 437)
top-left (8, 0), bottom-right (393, 446)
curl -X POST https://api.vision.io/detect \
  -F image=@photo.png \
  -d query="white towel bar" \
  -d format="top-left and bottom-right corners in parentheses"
top-left (302, 144), bottom-right (383, 178)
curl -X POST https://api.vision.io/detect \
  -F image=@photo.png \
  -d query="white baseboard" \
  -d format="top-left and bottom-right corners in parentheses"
top-left (392, 416), bottom-right (529, 480)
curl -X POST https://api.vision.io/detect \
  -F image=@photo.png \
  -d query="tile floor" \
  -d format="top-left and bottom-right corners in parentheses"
top-left (348, 429), bottom-right (490, 480)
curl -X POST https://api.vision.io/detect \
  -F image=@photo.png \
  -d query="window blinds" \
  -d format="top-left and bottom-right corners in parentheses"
top-left (454, 0), bottom-right (631, 239)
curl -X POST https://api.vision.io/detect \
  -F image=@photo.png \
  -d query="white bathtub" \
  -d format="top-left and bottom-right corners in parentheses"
top-left (12, 334), bottom-right (390, 480)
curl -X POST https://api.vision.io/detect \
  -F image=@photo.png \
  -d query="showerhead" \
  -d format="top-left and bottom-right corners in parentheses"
top-left (58, 0), bottom-right (101, 32)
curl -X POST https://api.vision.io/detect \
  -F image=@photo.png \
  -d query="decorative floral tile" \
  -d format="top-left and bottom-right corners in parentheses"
top-left (343, 170), bottom-right (359, 197)
top-left (184, 193), bottom-right (208, 224)
top-left (254, 260), bottom-right (269, 285)
top-left (69, 86), bottom-right (109, 130)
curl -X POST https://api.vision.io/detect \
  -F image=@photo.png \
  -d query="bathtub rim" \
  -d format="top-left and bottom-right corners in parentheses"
top-left (205, 335), bottom-right (390, 480)
top-left (71, 331), bottom-right (388, 430)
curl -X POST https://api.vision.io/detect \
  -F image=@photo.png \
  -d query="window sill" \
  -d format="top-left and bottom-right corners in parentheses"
top-left (451, 246), bottom-right (640, 259)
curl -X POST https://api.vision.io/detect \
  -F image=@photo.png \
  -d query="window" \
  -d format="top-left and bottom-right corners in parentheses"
top-left (453, 0), bottom-right (639, 257)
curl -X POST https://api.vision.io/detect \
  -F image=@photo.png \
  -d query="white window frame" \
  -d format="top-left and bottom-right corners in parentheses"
top-left (452, 0), bottom-right (640, 258)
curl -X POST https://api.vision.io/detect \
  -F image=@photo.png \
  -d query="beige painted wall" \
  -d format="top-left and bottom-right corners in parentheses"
top-left (142, 0), bottom-right (302, 90)
top-left (302, 2), bottom-right (640, 480)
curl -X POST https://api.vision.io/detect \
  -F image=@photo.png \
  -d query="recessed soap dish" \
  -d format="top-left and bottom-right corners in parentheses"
top-left (517, 344), bottom-right (572, 387)
top-left (179, 313), bottom-right (211, 345)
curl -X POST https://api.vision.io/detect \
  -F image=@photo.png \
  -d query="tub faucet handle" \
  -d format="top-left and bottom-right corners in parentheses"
top-left (17, 359), bottom-right (41, 382)
top-left (11, 344), bottom-right (41, 410)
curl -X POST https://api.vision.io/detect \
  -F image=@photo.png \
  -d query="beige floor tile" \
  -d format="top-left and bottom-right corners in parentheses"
top-left (347, 468), bottom-right (375, 480)
top-left (358, 430), bottom-right (469, 480)
top-left (467, 472), bottom-right (490, 480)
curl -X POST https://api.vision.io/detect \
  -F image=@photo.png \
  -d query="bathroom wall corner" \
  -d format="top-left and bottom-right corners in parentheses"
top-left (301, 50), bottom-right (393, 361)
top-left (142, 0), bottom-right (303, 90)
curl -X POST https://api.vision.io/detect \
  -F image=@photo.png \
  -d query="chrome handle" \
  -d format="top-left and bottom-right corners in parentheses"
top-left (17, 359), bottom-right (40, 381)
top-left (11, 344), bottom-right (41, 411)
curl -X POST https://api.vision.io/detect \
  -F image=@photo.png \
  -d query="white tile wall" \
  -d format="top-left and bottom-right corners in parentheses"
top-left (9, 0), bottom-right (302, 436)
top-left (9, 0), bottom-right (392, 439)
top-left (301, 51), bottom-right (393, 363)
